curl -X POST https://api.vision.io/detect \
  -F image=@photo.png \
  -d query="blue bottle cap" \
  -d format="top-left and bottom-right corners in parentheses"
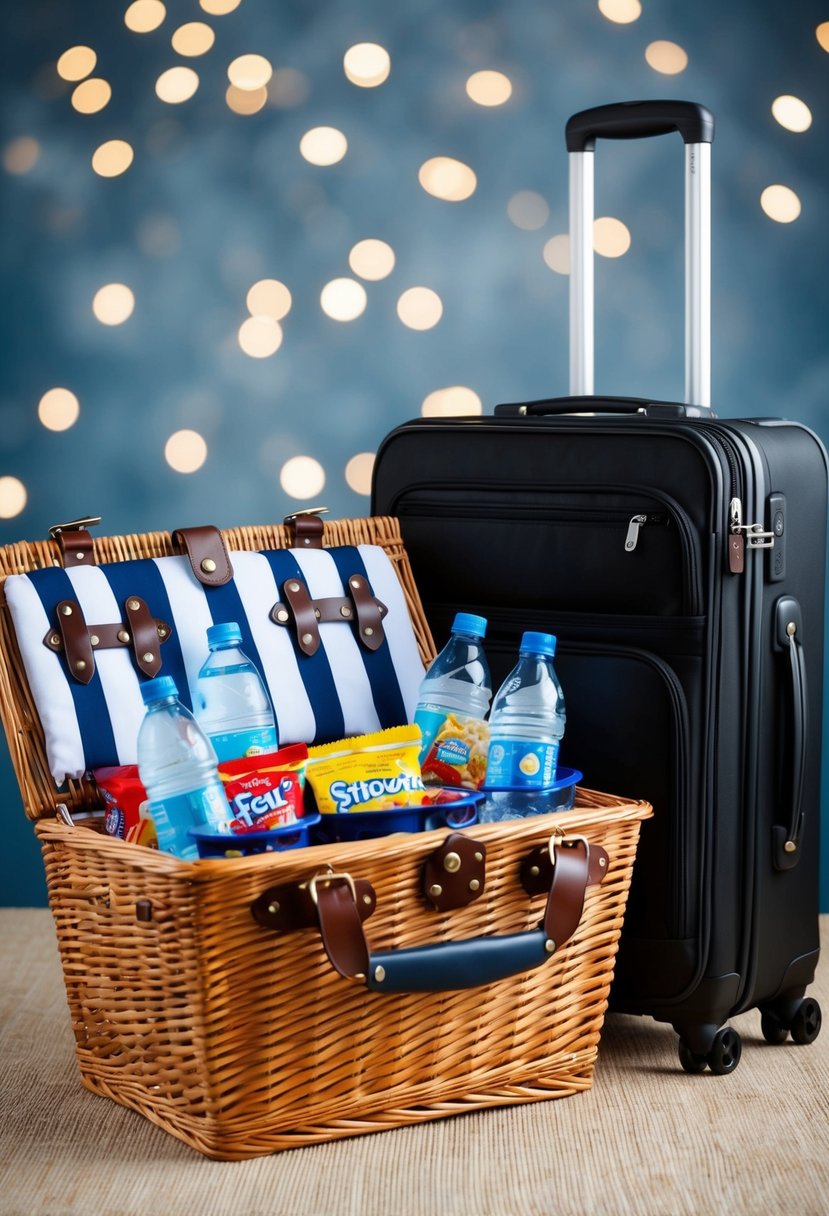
top-left (452, 612), bottom-right (487, 638)
top-left (141, 675), bottom-right (179, 705)
top-left (519, 631), bottom-right (557, 657)
top-left (207, 621), bottom-right (242, 648)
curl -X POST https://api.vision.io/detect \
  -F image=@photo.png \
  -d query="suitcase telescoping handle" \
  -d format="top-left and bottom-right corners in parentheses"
top-left (566, 99), bottom-right (715, 411)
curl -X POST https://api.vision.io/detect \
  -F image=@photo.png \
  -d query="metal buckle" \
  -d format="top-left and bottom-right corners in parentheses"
top-left (282, 506), bottom-right (329, 523)
top-left (48, 516), bottom-right (101, 539)
top-left (548, 832), bottom-right (589, 866)
top-left (307, 871), bottom-right (357, 906)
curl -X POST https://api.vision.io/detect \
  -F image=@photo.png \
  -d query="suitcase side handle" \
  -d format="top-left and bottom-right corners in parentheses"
top-left (304, 837), bottom-right (606, 993)
top-left (565, 100), bottom-right (714, 153)
top-left (772, 597), bottom-right (807, 871)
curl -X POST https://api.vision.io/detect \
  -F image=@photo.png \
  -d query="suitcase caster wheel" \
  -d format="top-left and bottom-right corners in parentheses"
top-left (707, 1026), bottom-right (742, 1075)
top-left (790, 997), bottom-right (822, 1046)
top-left (760, 1010), bottom-right (789, 1045)
top-left (678, 1039), bottom-right (707, 1074)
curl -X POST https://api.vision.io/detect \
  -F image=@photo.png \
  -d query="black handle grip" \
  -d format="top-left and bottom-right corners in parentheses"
top-left (772, 597), bottom-right (807, 871)
top-left (566, 100), bottom-right (715, 153)
top-left (494, 396), bottom-right (715, 420)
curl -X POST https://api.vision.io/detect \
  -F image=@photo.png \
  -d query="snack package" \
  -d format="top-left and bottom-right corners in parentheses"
top-left (421, 711), bottom-right (489, 789)
top-left (93, 765), bottom-right (158, 848)
top-left (306, 725), bottom-right (426, 814)
top-left (217, 743), bottom-right (307, 833)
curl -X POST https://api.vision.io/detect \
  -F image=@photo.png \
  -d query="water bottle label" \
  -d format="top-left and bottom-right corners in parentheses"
top-left (414, 706), bottom-right (489, 789)
top-left (485, 739), bottom-right (560, 788)
top-left (148, 783), bottom-right (229, 860)
top-left (208, 726), bottom-right (278, 763)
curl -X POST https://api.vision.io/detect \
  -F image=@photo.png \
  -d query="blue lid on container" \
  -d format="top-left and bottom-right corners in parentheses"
top-left (452, 612), bottom-right (487, 638)
top-left (141, 675), bottom-right (178, 705)
top-left (207, 621), bottom-right (242, 648)
top-left (520, 631), bottom-right (556, 657)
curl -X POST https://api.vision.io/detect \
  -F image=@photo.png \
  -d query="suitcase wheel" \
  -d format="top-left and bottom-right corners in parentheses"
top-left (760, 997), bottom-right (822, 1046)
top-left (678, 1026), bottom-right (742, 1076)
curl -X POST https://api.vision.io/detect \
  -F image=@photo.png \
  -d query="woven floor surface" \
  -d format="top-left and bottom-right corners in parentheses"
top-left (1, 908), bottom-right (827, 1216)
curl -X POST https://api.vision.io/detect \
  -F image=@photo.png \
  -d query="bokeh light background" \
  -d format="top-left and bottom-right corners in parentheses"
top-left (2, 0), bottom-right (828, 904)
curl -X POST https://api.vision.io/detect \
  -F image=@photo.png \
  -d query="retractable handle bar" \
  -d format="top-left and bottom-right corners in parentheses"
top-left (566, 100), bottom-right (715, 409)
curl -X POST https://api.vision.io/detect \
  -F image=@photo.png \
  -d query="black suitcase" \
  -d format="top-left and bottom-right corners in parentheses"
top-left (372, 101), bottom-right (827, 1073)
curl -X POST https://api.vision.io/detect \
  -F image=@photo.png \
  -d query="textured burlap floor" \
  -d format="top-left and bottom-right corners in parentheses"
top-left (1, 909), bottom-right (827, 1216)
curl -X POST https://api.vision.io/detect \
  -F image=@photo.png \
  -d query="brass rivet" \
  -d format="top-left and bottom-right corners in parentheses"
top-left (443, 851), bottom-right (461, 874)
top-left (787, 621), bottom-right (797, 638)
top-left (276, 609), bottom-right (289, 623)
top-left (428, 883), bottom-right (443, 898)
top-left (201, 558), bottom-right (216, 574)
top-left (61, 604), bottom-right (73, 616)
top-left (362, 893), bottom-right (372, 906)
top-left (287, 581), bottom-right (301, 593)
top-left (127, 599), bottom-right (140, 611)
top-left (314, 608), bottom-right (321, 619)
top-left (267, 901), bottom-right (280, 915)
top-left (529, 864), bottom-right (540, 877)
top-left (374, 965), bottom-right (385, 983)
top-left (74, 552), bottom-right (85, 561)
top-left (142, 652), bottom-right (154, 664)
top-left (784, 840), bottom-right (797, 854)
top-left (157, 626), bottom-right (167, 638)
top-left (350, 578), bottom-right (361, 589)
top-left (49, 633), bottom-right (60, 647)
top-left (599, 857), bottom-right (607, 868)
top-left (90, 635), bottom-right (100, 647)
top-left (340, 605), bottom-right (352, 618)
top-left (75, 660), bottom-right (87, 672)
top-left (469, 878), bottom-right (480, 892)
top-left (303, 538), bottom-right (311, 545)
top-left (474, 851), bottom-right (483, 863)
top-left (301, 632), bottom-right (314, 645)
top-left (545, 939), bottom-right (556, 954)
top-left (363, 626), bottom-right (374, 637)
top-left (117, 629), bottom-right (130, 644)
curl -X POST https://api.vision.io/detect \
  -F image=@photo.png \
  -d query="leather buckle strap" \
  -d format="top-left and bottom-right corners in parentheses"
top-left (44, 597), bottom-right (173, 681)
top-left (283, 507), bottom-right (328, 550)
top-left (271, 576), bottom-right (388, 655)
top-left (48, 517), bottom-right (101, 568)
top-left (172, 525), bottom-right (233, 586)
top-left (250, 873), bottom-right (376, 936)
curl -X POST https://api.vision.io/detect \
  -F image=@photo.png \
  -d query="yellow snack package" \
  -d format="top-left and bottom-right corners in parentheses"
top-left (307, 725), bottom-right (427, 814)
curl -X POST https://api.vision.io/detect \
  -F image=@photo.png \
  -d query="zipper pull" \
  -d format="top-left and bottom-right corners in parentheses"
top-left (729, 497), bottom-right (745, 574)
top-left (625, 514), bottom-right (648, 553)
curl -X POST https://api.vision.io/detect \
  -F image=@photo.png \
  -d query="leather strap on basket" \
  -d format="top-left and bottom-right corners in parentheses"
top-left (44, 596), bottom-right (172, 682)
top-left (272, 574), bottom-right (388, 655)
top-left (172, 525), bottom-right (233, 586)
top-left (267, 836), bottom-right (608, 993)
top-left (284, 509), bottom-right (326, 550)
top-left (48, 516), bottom-right (101, 568)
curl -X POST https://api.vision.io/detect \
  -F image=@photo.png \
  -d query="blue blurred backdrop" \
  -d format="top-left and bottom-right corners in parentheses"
top-left (1, 0), bottom-right (827, 906)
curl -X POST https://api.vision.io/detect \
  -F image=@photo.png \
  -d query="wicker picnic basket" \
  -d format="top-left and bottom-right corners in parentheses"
top-left (0, 515), bottom-right (651, 1160)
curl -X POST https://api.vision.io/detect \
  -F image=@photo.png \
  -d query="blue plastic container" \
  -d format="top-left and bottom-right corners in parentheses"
top-left (479, 767), bottom-right (582, 822)
top-left (312, 786), bottom-right (483, 845)
top-left (189, 811), bottom-right (321, 858)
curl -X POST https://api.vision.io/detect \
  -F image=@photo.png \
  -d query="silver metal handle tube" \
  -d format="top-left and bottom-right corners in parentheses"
top-left (568, 150), bottom-right (594, 397)
top-left (685, 142), bottom-right (711, 408)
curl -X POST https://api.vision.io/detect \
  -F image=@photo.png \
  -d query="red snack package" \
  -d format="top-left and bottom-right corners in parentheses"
top-left (217, 743), bottom-right (308, 834)
top-left (93, 765), bottom-right (158, 848)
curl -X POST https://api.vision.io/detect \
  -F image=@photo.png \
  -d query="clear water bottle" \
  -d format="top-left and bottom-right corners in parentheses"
top-left (413, 612), bottom-right (492, 789)
top-left (136, 675), bottom-right (232, 860)
top-left (485, 632), bottom-right (566, 790)
top-left (194, 622), bottom-right (277, 762)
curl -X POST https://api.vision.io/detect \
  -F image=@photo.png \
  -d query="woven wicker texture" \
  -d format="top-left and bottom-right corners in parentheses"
top-left (0, 516), bottom-right (434, 821)
top-left (35, 789), bottom-right (649, 1160)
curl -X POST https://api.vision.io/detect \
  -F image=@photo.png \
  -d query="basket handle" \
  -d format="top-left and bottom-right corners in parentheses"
top-left (311, 837), bottom-right (606, 993)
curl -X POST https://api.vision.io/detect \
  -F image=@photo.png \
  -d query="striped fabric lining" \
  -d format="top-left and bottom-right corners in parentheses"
top-left (4, 544), bottom-right (425, 785)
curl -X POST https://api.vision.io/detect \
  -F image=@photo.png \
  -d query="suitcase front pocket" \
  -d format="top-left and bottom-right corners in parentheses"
top-left (394, 485), bottom-right (702, 617)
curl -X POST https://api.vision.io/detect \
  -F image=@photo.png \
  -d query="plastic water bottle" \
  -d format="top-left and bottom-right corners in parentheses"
top-left (413, 612), bottom-right (492, 789)
top-left (485, 632), bottom-right (566, 790)
top-left (136, 675), bottom-right (232, 860)
top-left (194, 622), bottom-right (277, 762)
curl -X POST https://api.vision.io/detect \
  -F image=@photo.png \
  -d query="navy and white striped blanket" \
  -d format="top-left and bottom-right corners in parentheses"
top-left (5, 543), bottom-right (425, 786)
